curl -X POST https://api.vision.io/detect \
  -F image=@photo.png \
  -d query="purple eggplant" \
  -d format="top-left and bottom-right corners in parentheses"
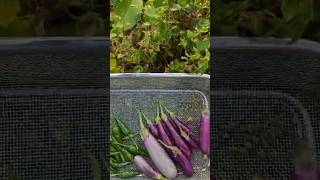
top-left (160, 102), bottom-right (198, 150)
top-left (141, 110), bottom-right (159, 138)
top-left (159, 102), bottom-right (192, 158)
top-left (138, 110), bottom-right (177, 179)
top-left (134, 155), bottom-right (168, 180)
top-left (199, 109), bottom-right (210, 157)
top-left (160, 102), bottom-right (191, 135)
top-left (178, 124), bottom-right (199, 149)
top-left (159, 140), bottom-right (194, 177)
top-left (155, 105), bottom-right (174, 147)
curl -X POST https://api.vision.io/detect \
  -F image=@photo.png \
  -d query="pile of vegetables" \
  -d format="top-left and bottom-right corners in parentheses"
top-left (110, 101), bottom-right (210, 179)
top-left (110, 114), bottom-right (147, 178)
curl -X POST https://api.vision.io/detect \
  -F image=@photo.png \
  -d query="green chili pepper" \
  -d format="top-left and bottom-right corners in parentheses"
top-left (114, 154), bottom-right (122, 162)
top-left (110, 160), bottom-right (131, 168)
top-left (112, 170), bottom-right (140, 178)
top-left (113, 114), bottom-right (138, 148)
top-left (114, 142), bottom-right (148, 156)
top-left (122, 133), bottom-right (138, 140)
top-left (112, 117), bottom-right (122, 142)
top-left (110, 145), bottom-right (117, 153)
top-left (120, 148), bottom-right (133, 161)
top-left (118, 152), bottom-right (125, 162)
top-left (112, 144), bottom-right (126, 162)
top-left (113, 114), bottom-right (131, 135)
top-left (110, 152), bottom-right (120, 156)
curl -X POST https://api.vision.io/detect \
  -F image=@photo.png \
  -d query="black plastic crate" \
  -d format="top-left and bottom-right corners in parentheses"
top-left (212, 37), bottom-right (320, 179)
top-left (0, 38), bottom-right (109, 180)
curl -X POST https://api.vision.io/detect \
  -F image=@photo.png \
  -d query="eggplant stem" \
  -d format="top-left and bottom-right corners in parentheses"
top-left (137, 110), bottom-right (148, 139)
top-left (178, 124), bottom-right (190, 140)
top-left (155, 102), bottom-right (161, 123)
top-left (158, 139), bottom-right (179, 154)
top-left (160, 101), bottom-right (174, 117)
top-left (158, 101), bottom-right (168, 120)
top-left (141, 110), bottom-right (153, 125)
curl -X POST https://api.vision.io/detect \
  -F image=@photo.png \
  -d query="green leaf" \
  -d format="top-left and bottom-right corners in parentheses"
top-left (281, 0), bottom-right (313, 40)
top-left (76, 12), bottom-right (104, 36)
top-left (166, 59), bottom-right (186, 72)
top-left (110, 57), bottom-right (117, 69)
top-left (113, 0), bottom-right (143, 31)
top-left (281, 0), bottom-right (313, 22)
top-left (153, 0), bottom-right (164, 7)
top-left (198, 57), bottom-right (209, 73)
top-left (0, 0), bottom-right (20, 26)
top-left (177, 0), bottom-right (188, 7)
top-left (179, 37), bottom-right (188, 48)
top-left (198, 19), bottom-right (209, 33)
top-left (186, 30), bottom-right (197, 40)
top-left (5, 18), bottom-right (34, 36)
top-left (195, 38), bottom-right (209, 52)
top-left (145, 7), bottom-right (160, 19)
top-left (313, 0), bottom-right (320, 22)
top-left (158, 21), bottom-right (171, 42)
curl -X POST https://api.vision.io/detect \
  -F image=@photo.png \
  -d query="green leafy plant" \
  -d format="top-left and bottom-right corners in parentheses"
top-left (111, 0), bottom-right (210, 73)
top-left (0, 0), bottom-right (106, 36)
top-left (214, 0), bottom-right (319, 42)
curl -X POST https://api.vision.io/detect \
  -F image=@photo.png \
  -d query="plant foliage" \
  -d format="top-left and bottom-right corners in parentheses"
top-left (214, 0), bottom-right (320, 42)
top-left (0, 0), bottom-right (106, 36)
top-left (111, 0), bottom-right (210, 73)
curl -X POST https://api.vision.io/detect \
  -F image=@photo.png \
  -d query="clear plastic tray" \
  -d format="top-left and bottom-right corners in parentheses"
top-left (110, 74), bottom-right (210, 180)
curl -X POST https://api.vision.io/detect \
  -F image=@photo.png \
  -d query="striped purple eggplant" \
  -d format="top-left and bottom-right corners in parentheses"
top-left (155, 104), bottom-right (174, 147)
top-left (138, 110), bottom-right (177, 179)
top-left (141, 110), bottom-right (159, 138)
top-left (159, 102), bottom-right (191, 158)
top-left (159, 141), bottom-right (193, 177)
top-left (134, 155), bottom-right (167, 180)
top-left (161, 102), bottom-right (191, 135)
top-left (199, 109), bottom-right (210, 156)
top-left (160, 102), bottom-right (198, 150)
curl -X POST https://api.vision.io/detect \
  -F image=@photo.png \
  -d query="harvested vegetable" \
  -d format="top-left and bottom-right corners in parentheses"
top-left (159, 140), bottom-right (194, 177)
top-left (154, 105), bottom-right (174, 147)
top-left (177, 124), bottom-right (199, 149)
top-left (111, 170), bottom-right (140, 178)
top-left (114, 142), bottom-right (148, 156)
top-left (112, 116), bottom-right (122, 142)
top-left (113, 113), bottom-right (137, 148)
top-left (138, 110), bottom-right (177, 179)
top-left (199, 109), bottom-right (210, 157)
top-left (159, 102), bottom-right (192, 158)
top-left (160, 102), bottom-right (199, 150)
top-left (134, 155), bottom-right (168, 180)
top-left (110, 160), bottom-right (131, 168)
top-left (118, 146), bottom-right (133, 161)
top-left (141, 110), bottom-right (159, 138)
top-left (160, 102), bottom-right (191, 135)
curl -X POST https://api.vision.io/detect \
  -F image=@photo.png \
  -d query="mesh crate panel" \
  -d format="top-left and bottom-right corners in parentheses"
top-left (0, 90), bottom-right (109, 180)
top-left (212, 37), bottom-right (320, 179)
